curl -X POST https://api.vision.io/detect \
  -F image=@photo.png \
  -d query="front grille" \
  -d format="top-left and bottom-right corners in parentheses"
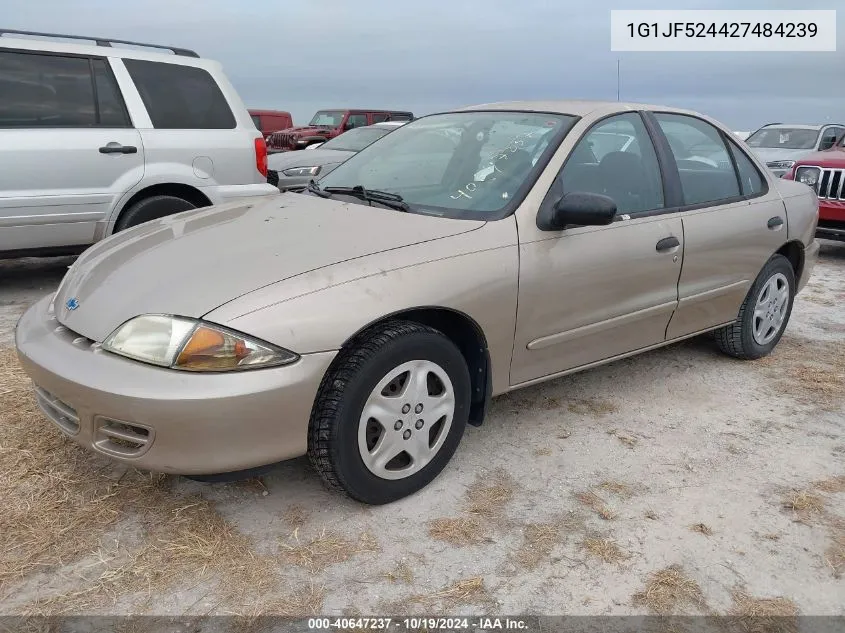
top-left (268, 132), bottom-right (293, 150)
top-left (34, 386), bottom-right (80, 435)
top-left (94, 417), bottom-right (154, 457)
top-left (818, 168), bottom-right (845, 200)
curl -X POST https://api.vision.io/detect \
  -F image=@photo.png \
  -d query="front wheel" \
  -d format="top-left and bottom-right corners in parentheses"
top-left (308, 320), bottom-right (470, 504)
top-left (714, 254), bottom-right (795, 360)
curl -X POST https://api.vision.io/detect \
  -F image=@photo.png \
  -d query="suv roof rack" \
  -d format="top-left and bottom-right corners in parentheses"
top-left (0, 29), bottom-right (199, 57)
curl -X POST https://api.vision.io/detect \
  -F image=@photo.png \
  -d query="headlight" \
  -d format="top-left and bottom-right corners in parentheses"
top-left (767, 160), bottom-right (795, 170)
top-left (102, 315), bottom-right (299, 371)
top-left (282, 165), bottom-right (321, 177)
top-left (795, 166), bottom-right (820, 188)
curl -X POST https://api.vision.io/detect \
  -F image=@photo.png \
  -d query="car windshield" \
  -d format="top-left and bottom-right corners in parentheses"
top-left (746, 127), bottom-right (820, 150)
top-left (317, 111), bottom-right (575, 219)
top-left (321, 127), bottom-right (392, 152)
top-left (309, 110), bottom-right (345, 127)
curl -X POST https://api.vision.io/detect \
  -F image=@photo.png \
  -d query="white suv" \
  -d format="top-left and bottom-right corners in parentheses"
top-left (0, 30), bottom-right (278, 256)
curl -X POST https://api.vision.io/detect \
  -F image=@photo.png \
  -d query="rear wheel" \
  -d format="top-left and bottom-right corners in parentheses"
top-left (714, 254), bottom-right (795, 360)
top-left (115, 195), bottom-right (197, 232)
top-left (308, 320), bottom-right (470, 504)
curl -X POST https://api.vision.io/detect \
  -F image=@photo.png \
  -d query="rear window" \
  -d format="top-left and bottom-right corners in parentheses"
top-left (124, 59), bottom-right (235, 129)
top-left (251, 114), bottom-right (262, 129)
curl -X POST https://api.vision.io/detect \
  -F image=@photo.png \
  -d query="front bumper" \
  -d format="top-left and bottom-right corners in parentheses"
top-left (816, 200), bottom-right (845, 242)
top-left (14, 295), bottom-right (335, 475)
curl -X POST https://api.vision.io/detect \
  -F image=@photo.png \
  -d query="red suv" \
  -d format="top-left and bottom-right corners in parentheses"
top-left (249, 109), bottom-right (294, 141)
top-left (267, 109), bottom-right (413, 152)
top-left (784, 135), bottom-right (845, 242)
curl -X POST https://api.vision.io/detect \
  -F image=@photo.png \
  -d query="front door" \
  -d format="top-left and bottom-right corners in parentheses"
top-left (511, 112), bottom-right (683, 385)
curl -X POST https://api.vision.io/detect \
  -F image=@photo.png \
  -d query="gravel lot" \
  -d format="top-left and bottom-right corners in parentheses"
top-left (1, 244), bottom-right (843, 618)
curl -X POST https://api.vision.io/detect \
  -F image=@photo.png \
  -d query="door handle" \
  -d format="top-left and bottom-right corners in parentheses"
top-left (99, 144), bottom-right (137, 155)
top-left (767, 216), bottom-right (784, 230)
top-left (656, 236), bottom-right (680, 252)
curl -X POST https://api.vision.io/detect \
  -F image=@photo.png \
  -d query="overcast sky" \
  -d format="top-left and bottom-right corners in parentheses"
top-left (5, 0), bottom-right (843, 129)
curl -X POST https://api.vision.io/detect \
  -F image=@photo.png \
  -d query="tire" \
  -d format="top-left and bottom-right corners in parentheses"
top-left (115, 195), bottom-right (197, 232)
top-left (714, 254), bottom-right (795, 360)
top-left (308, 320), bottom-right (471, 504)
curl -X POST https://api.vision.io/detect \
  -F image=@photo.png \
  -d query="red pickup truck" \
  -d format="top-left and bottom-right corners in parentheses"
top-left (267, 109), bottom-right (413, 152)
top-left (784, 135), bottom-right (845, 242)
top-left (249, 110), bottom-right (294, 142)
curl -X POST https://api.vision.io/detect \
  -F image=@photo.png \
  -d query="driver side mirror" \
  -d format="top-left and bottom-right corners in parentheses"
top-left (537, 192), bottom-right (617, 231)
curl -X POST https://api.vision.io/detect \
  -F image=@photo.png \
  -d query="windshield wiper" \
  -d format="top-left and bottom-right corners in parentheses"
top-left (306, 179), bottom-right (332, 198)
top-left (323, 185), bottom-right (410, 212)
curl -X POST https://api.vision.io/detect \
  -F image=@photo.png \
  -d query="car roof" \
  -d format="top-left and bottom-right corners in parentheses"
top-left (249, 109), bottom-right (292, 116)
top-left (760, 123), bottom-right (839, 130)
top-left (458, 100), bottom-right (699, 117)
top-left (0, 33), bottom-right (220, 70)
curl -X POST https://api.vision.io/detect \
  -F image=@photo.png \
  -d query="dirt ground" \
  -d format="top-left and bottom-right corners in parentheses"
top-left (0, 244), bottom-right (843, 618)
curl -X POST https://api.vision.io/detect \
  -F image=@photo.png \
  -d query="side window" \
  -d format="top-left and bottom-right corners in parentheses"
top-left (561, 112), bottom-right (664, 214)
top-left (371, 113), bottom-right (389, 123)
top-left (654, 113), bottom-right (740, 206)
top-left (345, 113), bottom-right (368, 129)
top-left (0, 51), bottom-right (95, 127)
top-left (123, 59), bottom-right (235, 129)
top-left (819, 127), bottom-right (840, 150)
top-left (727, 140), bottom-right (765, 196)
top-left (91, 59), bottom-right (130, 127)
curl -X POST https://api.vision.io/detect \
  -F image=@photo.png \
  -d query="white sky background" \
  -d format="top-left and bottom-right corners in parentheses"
top-left (4, 0), bottom-right (844, 128)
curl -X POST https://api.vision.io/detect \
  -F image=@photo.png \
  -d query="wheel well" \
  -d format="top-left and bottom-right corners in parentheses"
top-left (776, 241), bottom-right (804, 283)
top-left (116, 184), bottom-right (212, 227)
top-left (347, 308), bottom-right (492, 427)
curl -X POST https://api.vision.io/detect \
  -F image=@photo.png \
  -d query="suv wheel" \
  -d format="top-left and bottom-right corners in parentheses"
top-left (308, 320), bottom-right (470, 504)
top-left (714, 254), bottom-right (795, 360)
top-left (115, 195), bottom-right (197, 232)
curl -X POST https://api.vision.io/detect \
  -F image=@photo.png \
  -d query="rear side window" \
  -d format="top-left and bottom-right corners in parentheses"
top-left (123, 59), bottom-right (235, 129)
top-left (727, 140), bottom-right (766, 196)
top-left (0, 51), bottom-right (96, 127)
top-left (92, 59), bottom-right (130, 127)
top-left (654, 113), bottom-right (740, 206)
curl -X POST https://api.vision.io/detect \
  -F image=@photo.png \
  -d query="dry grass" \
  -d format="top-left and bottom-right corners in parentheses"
top-left (409, 576), bottom-right (492, 609)
top-left (644, 510), bottom-right (659, 520)
top-left (582, 537), bottom-right (628, 564)
top-left (385, 560), bottom-right (414, 584)
top-left (567, 397), bottom-right (618, 416)
top-left (781, 489), bottom-right (825, 523)
top-left (533, 447), bottom-right (552, 457)
top-left (825, 531), bottom-right (845, 578)
top-left (689, 523), bottom-right (713, 536)
top-left (279, 529), bottom-right (379, 571)
top-left (427, 517), bottom-right (489, 547)
top-left (1, 348), bottom-right (294, 614)
top-left (729, 589), bottom-right (799, 633)
top-left (758, 336), bottom-right (845, 408)
top-left (607, 428), bottom-right (638, 449)
top-left (813, 476), bottom-right (845, 494)
top-left (283, 504), bottom-right (309, 530)
top-left (464, 470), bottom-right (515, 518)
top-left (600, 480), bottom-right (634, 498)
top-left (575, 490), bottom-right (617, 521)
top-left (632, 565), bottom-right (706, 615)
top-left (511, 523), bottom-right (561, 570)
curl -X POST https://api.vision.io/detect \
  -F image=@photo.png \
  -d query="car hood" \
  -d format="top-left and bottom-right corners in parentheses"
top-left (268, 148), bottom-right (354, 170)
top-left (750, 147), bottom-right (814, 164)
top-left (53, 194), bottom-right (483, 342)
top-left (793, 147), bottom-right (845, 168)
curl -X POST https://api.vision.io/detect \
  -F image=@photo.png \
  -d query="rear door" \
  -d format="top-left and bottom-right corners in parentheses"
top-left (0, 50), bottom-right (143, 251)
top-left (647, 112), bottom-right (785, 339)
